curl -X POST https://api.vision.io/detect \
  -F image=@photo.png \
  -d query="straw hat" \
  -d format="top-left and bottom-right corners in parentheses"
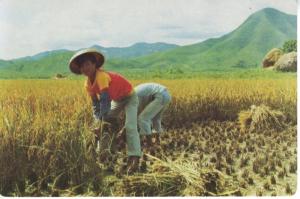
top-left (69, 48), bottom-right (105, 74)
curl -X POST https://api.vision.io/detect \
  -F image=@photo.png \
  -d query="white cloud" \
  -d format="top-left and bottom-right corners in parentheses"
top-left (0, 0), bottom-right (297, 59)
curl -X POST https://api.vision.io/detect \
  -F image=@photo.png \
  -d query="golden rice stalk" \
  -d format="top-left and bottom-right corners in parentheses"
top-left (238, 110), bottom-right (252, 133)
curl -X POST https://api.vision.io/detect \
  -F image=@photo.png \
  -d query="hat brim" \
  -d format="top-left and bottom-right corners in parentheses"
top-left (69, 49), bottom-right (105, 74)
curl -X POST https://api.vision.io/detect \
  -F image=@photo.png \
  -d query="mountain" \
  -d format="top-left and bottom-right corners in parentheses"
top-left (0, 8), bottom-right (297, 78)
top-left (118, 8), bottom-right (297, 70)
top-left (0, 42), bottom-right (178, 78)
top-left (23, 49), bottom-right (70, 61)
top-left (2, 42), bottom-right (178, 62)
top-left (90, 42), bottom-right (178, 59)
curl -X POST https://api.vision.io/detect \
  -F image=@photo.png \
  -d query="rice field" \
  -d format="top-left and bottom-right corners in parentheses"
top-left (0, 77), bottom-right (297, 196)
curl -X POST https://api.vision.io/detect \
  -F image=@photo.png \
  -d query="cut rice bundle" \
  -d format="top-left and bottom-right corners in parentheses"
top-left (114, 154), bottom-right (239, 196)
top-left (238, 105), bottom-right (287, 133)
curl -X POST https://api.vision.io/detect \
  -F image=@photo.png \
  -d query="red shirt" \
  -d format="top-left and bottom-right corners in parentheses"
top-left (85, 69), bottom-right (133, 101)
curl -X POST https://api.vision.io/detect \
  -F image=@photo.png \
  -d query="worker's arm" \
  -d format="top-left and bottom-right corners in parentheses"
top-left (91, 95), bottom-right (101, 120)
top-left (98, 89), bottom-right (111, 118)
top-left (90, 71), bottom-right (112, 120)
top-left (91, 90), bottom-right (111, 120)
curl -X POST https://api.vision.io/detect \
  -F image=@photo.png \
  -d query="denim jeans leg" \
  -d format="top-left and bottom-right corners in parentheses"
top-left (124, 92), bottom-right (142, 157)
top-left (152, 107), bottom-right (165, 133)
top-left (152, 90), bottom-right (172, 133)
top-left (138, 94), bottom-right (165, 135)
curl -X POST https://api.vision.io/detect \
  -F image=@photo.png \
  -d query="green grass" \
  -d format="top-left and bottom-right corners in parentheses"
top-left (0, 67), bottom-right (296, 81)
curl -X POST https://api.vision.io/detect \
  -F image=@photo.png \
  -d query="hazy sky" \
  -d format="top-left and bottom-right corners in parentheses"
top-left (0, 0), bottom-right (297, 59)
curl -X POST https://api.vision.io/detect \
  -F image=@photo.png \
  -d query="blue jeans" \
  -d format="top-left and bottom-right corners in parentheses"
top-left (138, 89), bottom-right (171, 135)
top-left (106, 91), bottom-right (142, 157)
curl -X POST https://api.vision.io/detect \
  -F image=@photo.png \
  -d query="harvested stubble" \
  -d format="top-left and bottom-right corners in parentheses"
top-left (113, 154), bottom-right (240, 196)
top-left (238, 105), bottom-right (287, 133)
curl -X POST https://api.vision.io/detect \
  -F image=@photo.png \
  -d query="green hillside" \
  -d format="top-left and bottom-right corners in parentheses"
top-left (0, 43), bottom-right (178, 78)
top-left (119, 8), bottom-right (296, 70)
top-left (91, 42), bottom-right (178, 59)
top-left (0, 51), bottom-right (74, 78)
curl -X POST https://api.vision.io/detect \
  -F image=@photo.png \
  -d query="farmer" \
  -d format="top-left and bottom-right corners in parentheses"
top-left (135, 83), bottom-right (172, 148)
top-left (68, 48), bottom-right (141, 174)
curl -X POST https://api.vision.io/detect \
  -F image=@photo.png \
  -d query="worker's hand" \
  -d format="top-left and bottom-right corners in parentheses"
top-left (92, 127), bottom-right (100, 134)
top-left (90, 118), bottom-right (102, 134)
top-left (91, 127), bottom-right (101, 143)
top-left (99, 150), bottom-right (112, 163)
top-left (116, 127), bottom-right (126, 150)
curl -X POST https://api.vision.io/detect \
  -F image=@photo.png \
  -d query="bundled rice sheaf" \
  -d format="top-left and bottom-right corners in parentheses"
top-left (113, 155), bottom-right (239, 196)
top-left (115, 172), bottom-right (185, 196)
top-left (238, 105), bottom-right (287, 133)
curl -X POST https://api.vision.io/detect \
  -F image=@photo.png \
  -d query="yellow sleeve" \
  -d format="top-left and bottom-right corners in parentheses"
top-left (95, 71), bottom-right (111, 91)
top-left (84, 80), bottom-right (95, 96)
